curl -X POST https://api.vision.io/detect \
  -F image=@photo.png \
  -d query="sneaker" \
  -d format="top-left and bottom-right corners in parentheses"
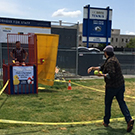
top-left (103, 122), bottom-right (109, 127)
top-left (127, 119), bottom-right (134, 132)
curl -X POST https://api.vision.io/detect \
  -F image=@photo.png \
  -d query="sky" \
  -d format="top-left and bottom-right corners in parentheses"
top-left (0, 0), bottom-right (135, 35)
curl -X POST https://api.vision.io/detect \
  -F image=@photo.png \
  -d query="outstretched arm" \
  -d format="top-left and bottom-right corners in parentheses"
top-left (87, 66), bottom-right (100, 74)
top-left (87, 66), bottom-right (108, 78)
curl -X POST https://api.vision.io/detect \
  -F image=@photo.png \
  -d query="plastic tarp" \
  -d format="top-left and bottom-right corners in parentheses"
top-left (36, 34), bottom-right (59, 86)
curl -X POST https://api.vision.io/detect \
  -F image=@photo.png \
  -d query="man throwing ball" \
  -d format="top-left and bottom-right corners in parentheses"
top-left (87, 45), bottom-right (134, 132)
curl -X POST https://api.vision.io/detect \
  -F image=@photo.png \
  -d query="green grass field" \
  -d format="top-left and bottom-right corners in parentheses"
top-left (0, 78), bottom-right (135, 135)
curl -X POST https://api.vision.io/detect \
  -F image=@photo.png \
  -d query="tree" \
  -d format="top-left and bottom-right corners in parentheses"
top-left (126, 38), bottom-right (135, 48)
top-left (98, 43), bottom-right (106, 48)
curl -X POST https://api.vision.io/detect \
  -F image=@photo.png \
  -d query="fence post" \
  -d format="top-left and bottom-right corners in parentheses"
top-left (0, 43), bottom-right (2, 77)
top-left (76, 22), bottom-right (79, 76)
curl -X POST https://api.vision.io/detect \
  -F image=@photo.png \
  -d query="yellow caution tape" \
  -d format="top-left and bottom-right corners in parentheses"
top-left (0, 116), bottom-right (134, 125)
top-left (124, 95), bottom-right (135, 99)
top-left (54, 79), bottom-right (66, 83)
top-left (38, 87), bottom-right (46, 89)
top-left (71, 81), bottom-right (135, 99)
top-left (71, 81), bottom-right (104, 93)
top-left (39, 79), bottom-right (135, 99)
top-left (0, 79), bottom-right (134, 126)
top-left (0, 80), bottom-right (9, 95)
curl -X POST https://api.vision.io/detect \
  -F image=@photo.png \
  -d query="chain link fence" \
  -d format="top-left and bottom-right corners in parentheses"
top-left (0, 21), bottom-right (135, 79)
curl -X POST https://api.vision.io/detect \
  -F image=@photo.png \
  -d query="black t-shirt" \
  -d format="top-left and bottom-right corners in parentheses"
top-left (12, 47), bottom-right (26, 62)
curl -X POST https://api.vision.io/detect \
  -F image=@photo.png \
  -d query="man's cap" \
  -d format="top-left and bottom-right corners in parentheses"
top-left (103, 45), bottom-right (114, 52)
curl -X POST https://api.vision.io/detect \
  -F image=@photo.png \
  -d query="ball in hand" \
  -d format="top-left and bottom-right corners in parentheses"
top-left (94, 70), bottom-right (102, 75)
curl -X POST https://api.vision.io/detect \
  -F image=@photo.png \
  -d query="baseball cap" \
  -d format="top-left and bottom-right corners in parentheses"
top-left (103, 45), bottom-right (114, 52)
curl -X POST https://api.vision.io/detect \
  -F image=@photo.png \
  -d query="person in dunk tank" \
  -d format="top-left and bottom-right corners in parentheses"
top-left (10, 41), bottom-right (28, 66)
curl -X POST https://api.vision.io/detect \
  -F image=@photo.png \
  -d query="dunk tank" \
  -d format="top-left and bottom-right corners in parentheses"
top-left (3, 33), bottom-right (59, 94)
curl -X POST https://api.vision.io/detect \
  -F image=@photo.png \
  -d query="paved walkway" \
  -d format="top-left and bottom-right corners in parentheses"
top-left (0, 75), bottom-right (135, 81)
top-left (65, 75), bottom-right (135, 80)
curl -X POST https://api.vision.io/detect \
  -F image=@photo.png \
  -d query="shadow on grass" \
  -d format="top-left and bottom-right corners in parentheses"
top-left (38, 89), bottom-right (58, 93)
top-left (0, 95), bottom-right (8, 110)
top-left (6, 130), bottom-right (41, 135)
top-left (98, 126), bottom-right (135, 135)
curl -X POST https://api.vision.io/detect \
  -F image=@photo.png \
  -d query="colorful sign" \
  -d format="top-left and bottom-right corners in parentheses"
top-left (83, 5), bottom-right (112, 46)
top-left (13, 66), bottom-right (34, 85)
top-left (0, 17), bottom-right (51, 43)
